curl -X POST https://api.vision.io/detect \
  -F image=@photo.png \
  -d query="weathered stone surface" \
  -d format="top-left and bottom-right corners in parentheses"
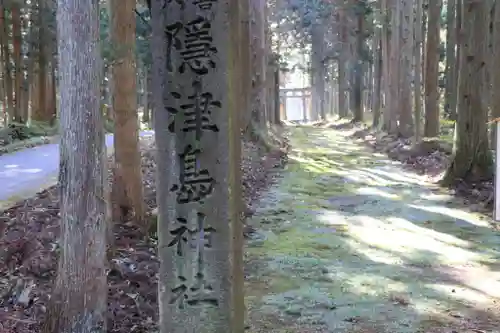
top-left (151, 0), bottom-right (244, 332)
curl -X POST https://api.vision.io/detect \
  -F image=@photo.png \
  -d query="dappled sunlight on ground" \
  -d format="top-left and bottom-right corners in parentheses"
top-left (245, 125), bottom-right (500, 333)
top-left (354, 186), bottom-right (401, 199)
top-left (408, 203), bottom-right (491, 228)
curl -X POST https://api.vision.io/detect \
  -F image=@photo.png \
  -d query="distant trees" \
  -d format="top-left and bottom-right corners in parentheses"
top-left (272, 0), bottom-right (495, 186)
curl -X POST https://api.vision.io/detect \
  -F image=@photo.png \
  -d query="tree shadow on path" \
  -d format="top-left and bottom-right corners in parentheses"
top-left (245, 125), bottom-right (500, 333)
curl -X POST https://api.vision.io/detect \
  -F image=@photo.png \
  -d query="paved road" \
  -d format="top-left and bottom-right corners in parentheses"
top-left (0, 131), bottom-right (154, 210)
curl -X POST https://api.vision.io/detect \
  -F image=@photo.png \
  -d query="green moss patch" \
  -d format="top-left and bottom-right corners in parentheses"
top-left (245, 125), bottom-right (500, 332)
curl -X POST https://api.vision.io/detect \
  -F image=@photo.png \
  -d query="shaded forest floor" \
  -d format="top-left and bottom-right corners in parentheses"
top-left (328, 119), bottom-right (494, 214)
top-left (0, 130), bottom-right (287, 332)
top-left (2, 124), bottom-right (500, 332)
top-left (245, 125), bottom-right (500, 332)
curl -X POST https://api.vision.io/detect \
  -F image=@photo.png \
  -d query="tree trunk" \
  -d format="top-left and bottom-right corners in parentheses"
top-left (146, 65), bottom-right (153, 127)
top-left (387, 0), bottom-right (400, 134)
top-left (311, 23), bottom-right (326, 121)
top-left (253, 0), bottom-right (268, 127)
top-left (484, 1), bottom-right (494, 122)
top-left (19, 0), bottom-right (31, 124)
top-left (338, 6), bottom-right (349, 119)
top-left (11, 2), bottom-right (23, 122)
top-left (421, 0), bottom-right (428, 87)
top-left (453, 0), bottom-right (462, 121)
top-left (414, 0), bottom-right (424, 143)
top-left (444, 0), bottom-right (457, 120)
top-left (1, 7), bottom-right (14, 123)
top-left (42, 0), bottom-right (108, 332)
top-left (423, 0), bottom-right (441, 137)
top-left (140, 64), bottom-right (150, 124)
top-left (442, 0), bottom-right (492, 185)
top-left (352, 7), bottom-right (364, 123)
top-left (48, 63), bottom-right (57, 125)
top-left (47, 0), bottom-right (58, 123)
top-left (109, 0), bottom-right (145, 227)
top-left (0, 35), bottom-right (5, 125)
top-left (264, 0), bottom-right (274, 124)
top-left (381, 0), bottom-right (393, 131)
top-left (33, 0), bottom-right (53, 123)
top-left (399, 0), bottom-right (414, 137)
top-left (365, 64), bottom-right (372, 113)
top-left (239, 0), bottom-right (252, 134)
top-left (372, 28), bottom-right (382, 128)
top-left (492, 0), bottom-right (500, 146)
top-left (273, 57), bottom-right (281, 124)
top-left (0, 5), bottom-right (9, 124)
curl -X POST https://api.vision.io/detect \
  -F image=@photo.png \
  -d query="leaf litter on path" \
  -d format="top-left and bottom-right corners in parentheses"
top-left (341, 121), bottom-right (495, 215)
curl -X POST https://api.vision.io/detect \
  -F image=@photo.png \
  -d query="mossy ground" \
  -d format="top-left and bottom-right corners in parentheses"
top-left (245, 125), bottom-right (500, 333)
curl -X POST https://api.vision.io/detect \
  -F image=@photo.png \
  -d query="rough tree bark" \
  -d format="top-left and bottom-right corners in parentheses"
top-left (140, 63), bottom-right (150, 124)
top-left (311, 22), bottom-right (326, 121)
top-left (387, 0), bottom-right (400, 134)
top-left (1, 7), bottom-right (14, 123)
top-left (34, 0), bottom-right (50, 123)
top-left (372, 26), bottom-right (382, 128)
top-left (381, 0), bottom-right (390, 129)
top-left (109, 0), bottom-right (145, 227)
top-left (491, 0), bottom-right (500, 147)
top-left (249, 0), bottom-right (268, 126)
top-left (423, 0), bottom-right (441, 137)
top-left (338, 6), bottom-right (349, 119)
top-left (240, 0), bottom-right (252, 133)
top-left (43, 0), bottom-right (108, 332)
top-left (453, 0), bottom-right (462, 121)
top-left (444, 0), bottom-right (457, 120)
top-left (0, 5), bottom-right (9, 124)
top-left (442, 0), bottom-right (492, 185)
top-left (352, 6), bottom-right (364, 123)
top-left (11, 1), bottom-right (22, 122)
top-left (414, 0), bottom-right (423, 143)
top-left (399, 0), bottom-right (414, 137)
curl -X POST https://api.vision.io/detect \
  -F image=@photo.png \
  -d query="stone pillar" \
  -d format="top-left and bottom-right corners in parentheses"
top-left (150, 0), bottom-right (245, 332)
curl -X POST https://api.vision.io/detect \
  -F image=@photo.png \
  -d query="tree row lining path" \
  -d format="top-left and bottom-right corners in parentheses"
top-left (245, 125), bottom-right (500, 333)
top-left (1, 125), bottom-right (500, 332)
top-left (0, 131), bottom-right (154, 211)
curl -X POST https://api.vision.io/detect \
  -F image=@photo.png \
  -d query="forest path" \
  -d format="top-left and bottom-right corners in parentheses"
top-left (245, 125), bottom-right (500, 333)
top-left (0, 131), bottom-right (154, 211)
